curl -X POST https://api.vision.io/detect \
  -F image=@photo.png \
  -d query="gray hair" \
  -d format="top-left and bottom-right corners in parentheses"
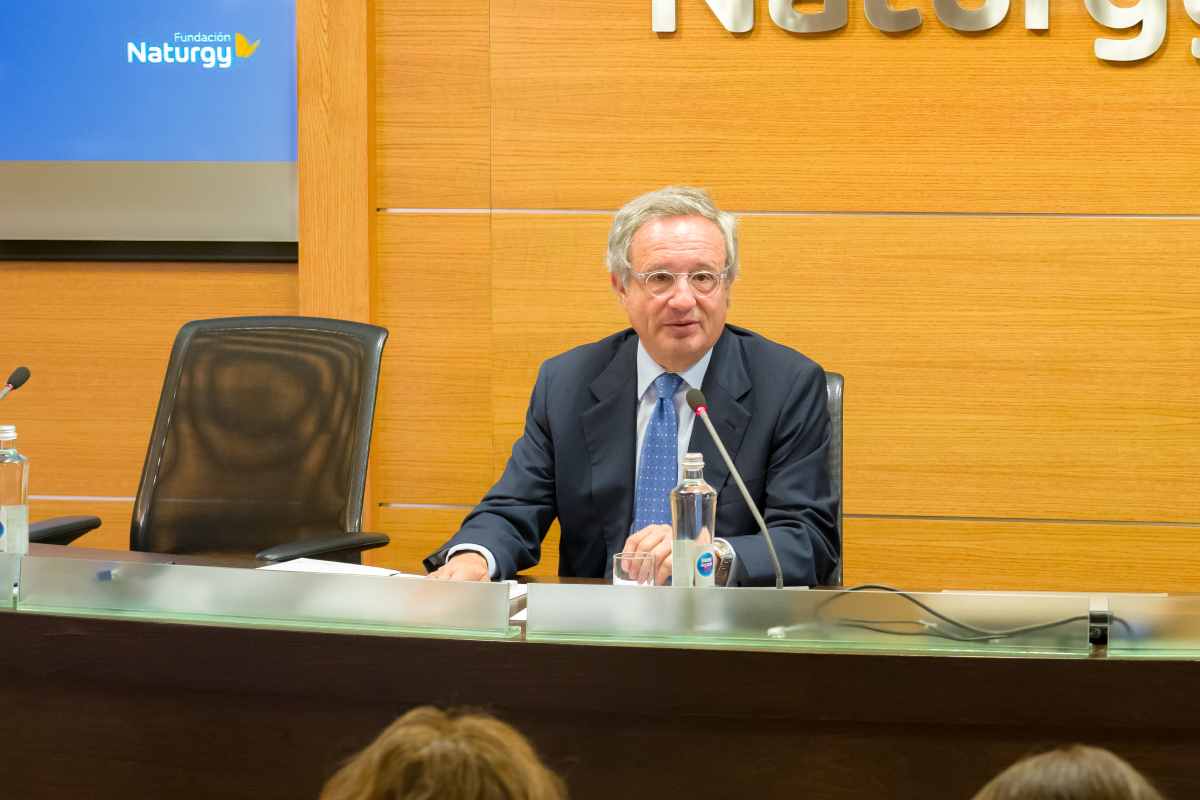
top-left (606, 186), bottom-right (739, 286)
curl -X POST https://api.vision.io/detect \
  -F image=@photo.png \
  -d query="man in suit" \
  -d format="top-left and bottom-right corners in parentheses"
top-left (426, 187), bottom-right (838, 586)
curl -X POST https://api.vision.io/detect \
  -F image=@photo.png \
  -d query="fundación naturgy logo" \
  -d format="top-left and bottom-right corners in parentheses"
top-left (126, 31), bottom-right (261, 70)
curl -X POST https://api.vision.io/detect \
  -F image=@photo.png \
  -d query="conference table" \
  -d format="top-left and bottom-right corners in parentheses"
top-left (2, 544), bottom-right (1198, 800)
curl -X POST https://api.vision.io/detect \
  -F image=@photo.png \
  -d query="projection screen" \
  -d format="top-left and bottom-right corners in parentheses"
top-left (0, 1), bottom-right (297, 255)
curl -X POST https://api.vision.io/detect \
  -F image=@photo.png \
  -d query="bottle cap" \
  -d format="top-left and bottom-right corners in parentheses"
top-left (682, 452), bottom-right (704, 470)
top-left (0, 425), bottom-right (15, 440)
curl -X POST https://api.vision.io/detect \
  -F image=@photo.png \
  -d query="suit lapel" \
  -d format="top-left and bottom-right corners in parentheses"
top-left (688, 328), bottom-right (751, 496)
top-left (581, 336), bottom-right (639, 556)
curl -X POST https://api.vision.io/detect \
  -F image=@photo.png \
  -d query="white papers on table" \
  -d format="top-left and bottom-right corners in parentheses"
top-left (259, 557), bottom-right (416, 578)
top-left (259, 558), bottom-right (530, 603)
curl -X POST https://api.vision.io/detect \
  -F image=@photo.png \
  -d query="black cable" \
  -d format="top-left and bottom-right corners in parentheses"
top-left (770, 583), bottom-right (1132, 643)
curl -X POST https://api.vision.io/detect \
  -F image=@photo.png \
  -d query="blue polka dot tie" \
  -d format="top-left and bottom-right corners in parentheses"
top-left (632, 373), bottom-right (683, 533)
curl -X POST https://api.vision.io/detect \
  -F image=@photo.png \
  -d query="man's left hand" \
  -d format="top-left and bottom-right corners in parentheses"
top-left (623, 523), bottom-right (673, 586)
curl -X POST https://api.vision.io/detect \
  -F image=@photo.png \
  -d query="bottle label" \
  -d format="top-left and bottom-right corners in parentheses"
top-left (694, 548), bottom-right (716, 587)
top-left (0, 505), bottom-right (29, 555)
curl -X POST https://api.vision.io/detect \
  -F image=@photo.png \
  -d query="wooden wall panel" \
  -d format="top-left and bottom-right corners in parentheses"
top-left (3, 263), bottom-right (298, 501)
top-left (370, 507), bottom-right (468, 571)
top-left (489, 213), bottom-right (1200, 523)
top-left (490, 214), bottom-right (627, 474)
top-left (488, 0), bottom-right (1200, 212)
top-left (375, 1), bottom-right (490, 208)
top-left (374, 215), bottom-right (494, 504)
top-left (372, 507), bottom-right (561, 576)
top-left (298, 0), bottom-right (373, 323)
top-left (844, 517), bottom-right (1200, 592)
top-left (740, 215), bottom-right (1200, 522)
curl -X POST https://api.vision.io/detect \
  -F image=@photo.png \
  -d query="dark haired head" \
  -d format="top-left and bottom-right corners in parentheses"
top-left (972, 745), bottom-right (1165, 800)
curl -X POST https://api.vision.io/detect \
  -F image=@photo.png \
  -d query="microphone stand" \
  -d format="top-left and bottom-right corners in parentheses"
top-left (691, 402), bottom-right (784, 589)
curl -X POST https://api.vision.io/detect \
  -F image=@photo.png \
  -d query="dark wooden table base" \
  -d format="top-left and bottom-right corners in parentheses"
top-left (3, 611), bottom-right (1196, 799)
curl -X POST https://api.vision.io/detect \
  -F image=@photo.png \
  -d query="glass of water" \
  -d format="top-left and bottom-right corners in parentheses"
top-left (613, 552), bottom-right (655, 586)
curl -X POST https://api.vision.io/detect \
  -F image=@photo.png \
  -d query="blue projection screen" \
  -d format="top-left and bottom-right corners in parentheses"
top-left (0, 0), bottom-right (297, 248)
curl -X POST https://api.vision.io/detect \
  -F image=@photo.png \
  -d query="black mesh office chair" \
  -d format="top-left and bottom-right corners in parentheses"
top-left (825, 371), bottom-right (844, 585)
top-left (30, 316), bottom-right (390, 563)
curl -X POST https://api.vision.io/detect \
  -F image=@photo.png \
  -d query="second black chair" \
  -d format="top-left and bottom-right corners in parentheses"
top-left (31, 316), bottom-right (390, 563)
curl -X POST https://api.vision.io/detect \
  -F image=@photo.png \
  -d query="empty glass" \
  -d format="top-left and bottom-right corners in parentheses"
top-left (613, 552), bottom-right (655, 586)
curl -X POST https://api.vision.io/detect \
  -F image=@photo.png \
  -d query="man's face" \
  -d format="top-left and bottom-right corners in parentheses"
top-left (612, 215), bottom-right (729, 372)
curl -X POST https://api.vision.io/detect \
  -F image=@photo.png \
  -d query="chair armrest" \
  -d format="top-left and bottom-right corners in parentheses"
top-left (255, 532), bottom-right (390, 563)
top-left (29, 516), bottom-right (103, 546)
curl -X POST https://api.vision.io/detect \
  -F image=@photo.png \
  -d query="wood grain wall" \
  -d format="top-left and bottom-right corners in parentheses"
top-left (368, 0), bottom-right (1200, 590)
top-left (14, 0), bottom-right (1198, 592)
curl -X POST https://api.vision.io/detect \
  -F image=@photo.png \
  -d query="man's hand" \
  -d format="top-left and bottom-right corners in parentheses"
top-left (428, 551), bottom-right (490, 581)
top-left (623, 524), bottom-right (674, 586)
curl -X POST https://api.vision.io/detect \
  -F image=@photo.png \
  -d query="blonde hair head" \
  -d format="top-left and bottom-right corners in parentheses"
top-left (320, 707), bottom-right (567, 800)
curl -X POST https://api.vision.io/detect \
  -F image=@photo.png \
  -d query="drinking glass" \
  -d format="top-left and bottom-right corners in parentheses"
top-left (613, 552), bottom-right (655, 586)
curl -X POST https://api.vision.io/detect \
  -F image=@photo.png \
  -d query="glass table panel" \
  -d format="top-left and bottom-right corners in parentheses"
top-left (17, 554), bottom-right (517, 638)
top-left (1106, 594), bottom-right (1200, 658)
top-left (0, 553), bottom-right (18, 611)
top-left (527, 585), bottom-right (1093, 656)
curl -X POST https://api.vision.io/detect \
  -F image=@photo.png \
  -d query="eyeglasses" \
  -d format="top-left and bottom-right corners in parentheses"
top-left (629, 269), bottom-right (728, 297)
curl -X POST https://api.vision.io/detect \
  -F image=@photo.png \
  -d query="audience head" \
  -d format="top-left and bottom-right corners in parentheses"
top-left (971, 745), bottom-right (1164, 800)
top-left (319, 706), bottom-right (566, 800)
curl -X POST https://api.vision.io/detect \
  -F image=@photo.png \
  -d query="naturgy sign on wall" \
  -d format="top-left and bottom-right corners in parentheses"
top-left (651, 0), bottom-right (1200, 62)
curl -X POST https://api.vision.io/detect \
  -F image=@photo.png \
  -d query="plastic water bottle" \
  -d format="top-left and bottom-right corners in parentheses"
top-left (670, 452), bottom-right (717, 588)
top-left (0, 425), bottom-right (30, 555)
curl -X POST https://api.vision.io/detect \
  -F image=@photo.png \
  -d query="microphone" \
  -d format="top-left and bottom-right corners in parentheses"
top-left (686, 388), bottom-right (784, 589)
top-left (0, 366), bottom-right (30, 402)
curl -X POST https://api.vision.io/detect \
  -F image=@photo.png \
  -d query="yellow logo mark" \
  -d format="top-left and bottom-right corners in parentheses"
top-left (235, 32), bottom-right (260, 58)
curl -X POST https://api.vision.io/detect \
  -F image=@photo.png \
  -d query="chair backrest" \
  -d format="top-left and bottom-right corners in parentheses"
top-left (825, 371), bottom-right (844, 585)
top-left (130, 316), bottom-right (388, 558)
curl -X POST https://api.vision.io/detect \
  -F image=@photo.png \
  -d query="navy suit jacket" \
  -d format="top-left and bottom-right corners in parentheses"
top-left (425, 325), bottom-right (840, 586)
